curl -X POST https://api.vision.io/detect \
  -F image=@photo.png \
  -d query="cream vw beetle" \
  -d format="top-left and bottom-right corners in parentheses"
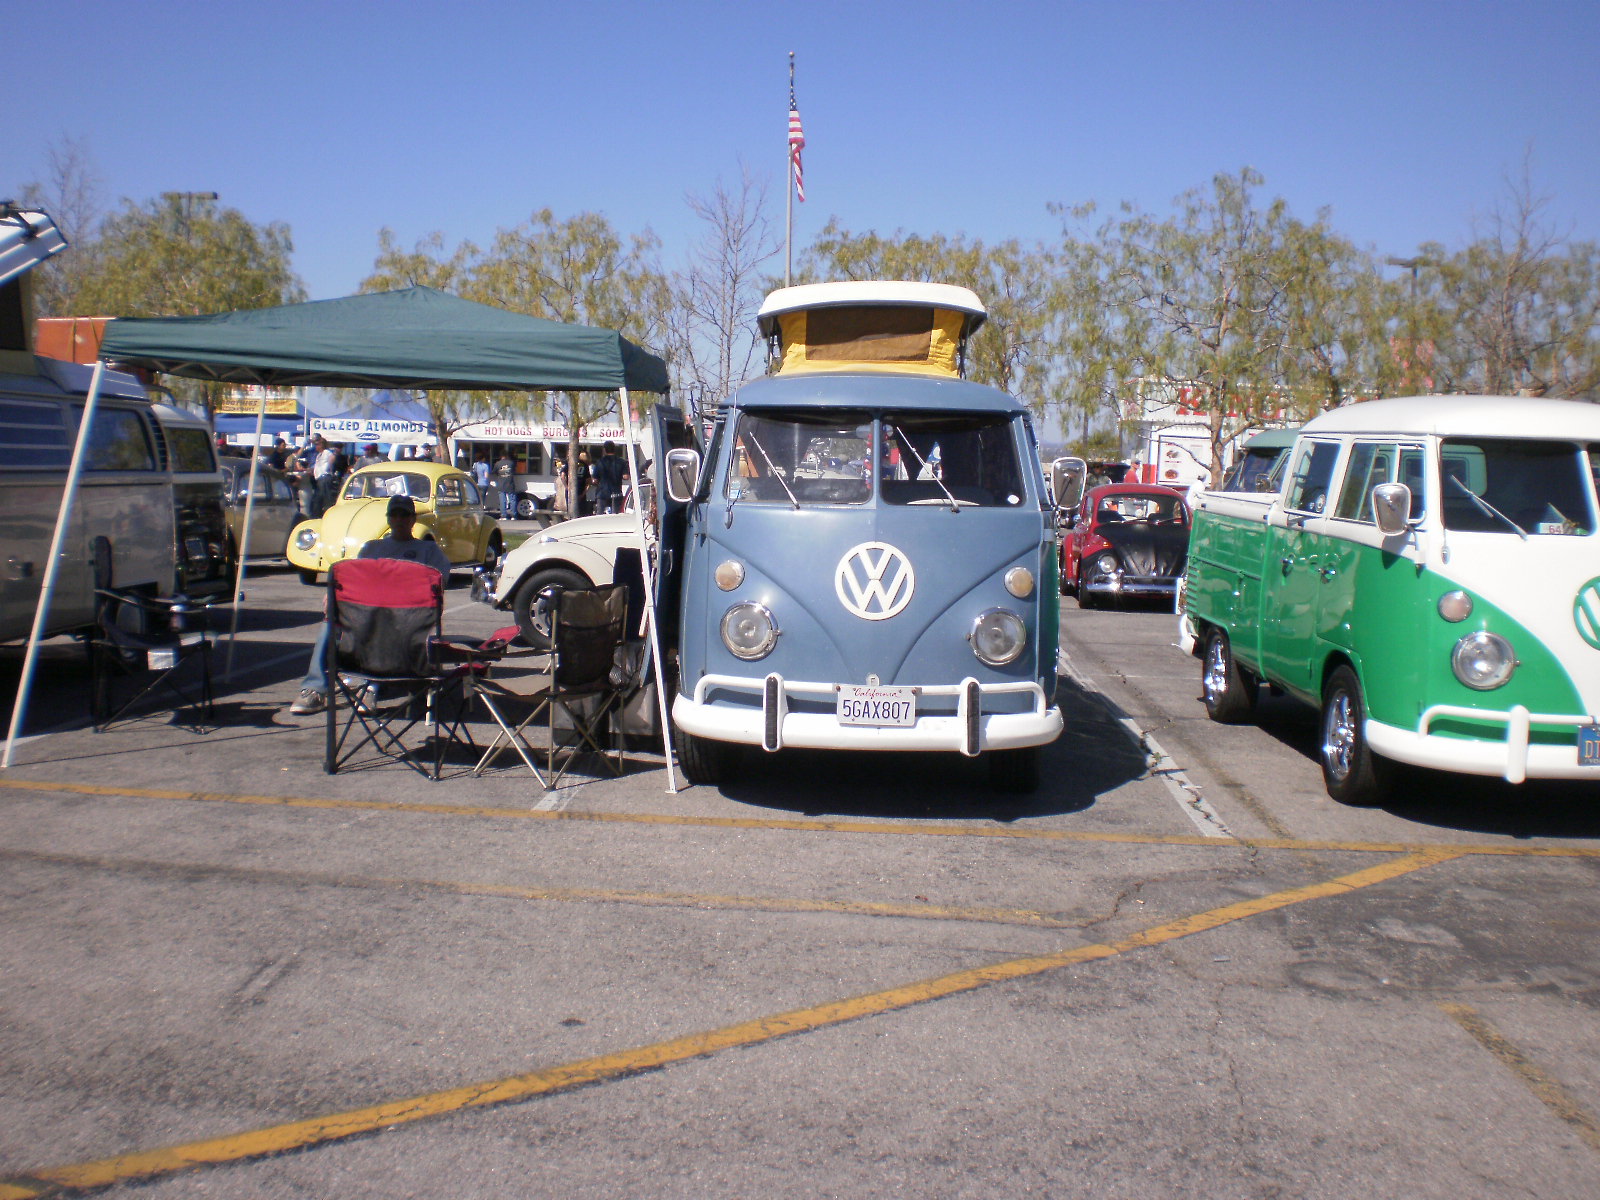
top-left (661, 282), bottom-right (1063, 791)
top-left (1184, 394), bottom-right (1600, 803)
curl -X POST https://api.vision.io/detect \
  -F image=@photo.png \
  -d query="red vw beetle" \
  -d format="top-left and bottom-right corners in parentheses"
top-left (1060, 482), bottom-right (1191, 608)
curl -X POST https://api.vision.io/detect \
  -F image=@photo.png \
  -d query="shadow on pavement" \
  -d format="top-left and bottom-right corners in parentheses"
top-left (716, 673), bottom-right (1146, 823)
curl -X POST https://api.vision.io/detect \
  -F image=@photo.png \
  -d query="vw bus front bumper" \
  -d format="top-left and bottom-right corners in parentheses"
top-left (1367, 706), bottom-right (1600, 785)
top-left (673, 673), bottom-right (1062, 755)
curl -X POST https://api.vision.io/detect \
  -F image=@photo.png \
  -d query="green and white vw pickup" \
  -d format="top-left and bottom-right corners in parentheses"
top-left (1182, 394), bottom-right (1600, 804)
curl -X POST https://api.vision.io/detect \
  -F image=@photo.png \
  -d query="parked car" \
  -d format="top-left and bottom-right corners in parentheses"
top-left (1219, 426), bottom-right (1299, 493)
top-left (286, 461), bottom-right (503, 585)
top-left (1185, 394), bottom-right (1600, 804)
top-left (480, 510), bottom-right (642, 646)
top-left (218, 458), bottom-right (302, 559)
top-left (1060, 482), bottom-right (1190, 607)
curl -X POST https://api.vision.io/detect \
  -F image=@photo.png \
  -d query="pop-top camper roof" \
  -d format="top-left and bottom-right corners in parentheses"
top-left (757, 281), bottom-right (987, 379)
top-left (0, 207), bottom-right (68, 287)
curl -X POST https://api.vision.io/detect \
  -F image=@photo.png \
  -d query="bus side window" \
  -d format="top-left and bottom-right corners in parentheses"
top-left (86, 409), bottom-right (156, 472)
top-left (1286, 441), bottom-right (1340, 514)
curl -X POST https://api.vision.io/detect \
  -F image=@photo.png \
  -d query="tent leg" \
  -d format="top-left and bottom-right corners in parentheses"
top-left (3, 359), bottom-right (108, 768)
top-left (224, 393), bottom-right (270, 678)
top-left (617, 387), bottom-right (679, 794)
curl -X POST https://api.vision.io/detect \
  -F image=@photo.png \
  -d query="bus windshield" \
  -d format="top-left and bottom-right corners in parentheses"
top-left (723, 409), bottom-right (1025, 508)
top-left (1440, 439), bottom-right (1595, 535)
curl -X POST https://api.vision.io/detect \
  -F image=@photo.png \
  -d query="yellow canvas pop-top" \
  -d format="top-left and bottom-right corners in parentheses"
top-left (758, 281), bottom-right (987, 379)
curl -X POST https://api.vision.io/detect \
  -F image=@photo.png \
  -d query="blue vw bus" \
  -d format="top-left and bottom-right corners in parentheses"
top-left (662, 282), bottom-right (1063, 791)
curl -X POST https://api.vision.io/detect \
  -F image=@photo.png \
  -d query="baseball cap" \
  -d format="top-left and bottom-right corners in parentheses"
top-left (387, 494), bottom-right (417, 517)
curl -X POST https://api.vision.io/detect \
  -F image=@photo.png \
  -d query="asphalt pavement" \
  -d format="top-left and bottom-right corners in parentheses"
top-left (1, 576), bottom-right (1597, 1198)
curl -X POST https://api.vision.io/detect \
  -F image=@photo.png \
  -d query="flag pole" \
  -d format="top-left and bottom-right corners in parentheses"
top-left (785, 51), bottom-right (795, 287)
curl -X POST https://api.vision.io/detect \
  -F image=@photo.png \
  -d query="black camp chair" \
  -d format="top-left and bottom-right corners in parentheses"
top-left (88, 587), bottom-right (215, 731)
top-left (323, 557), bottom-right (479, 778)
top-left (468, 584), bottom-right (632, 787)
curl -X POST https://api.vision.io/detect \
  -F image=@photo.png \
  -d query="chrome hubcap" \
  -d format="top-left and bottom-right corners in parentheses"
top-left (1204, 641), bottom-right (1228, 703)
top-left (1323, 692), bottom-right (1355, 781)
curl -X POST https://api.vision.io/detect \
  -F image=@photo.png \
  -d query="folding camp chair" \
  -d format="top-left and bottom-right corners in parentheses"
top-left (88, 586), bottom-right (215, 731)
top-left (323, 557), bottom-right (478, 779)
top-left (469, 583), bottom-right (630, 788)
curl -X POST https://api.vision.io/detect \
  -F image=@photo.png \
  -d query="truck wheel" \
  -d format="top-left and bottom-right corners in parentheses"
top-left (1201, 629), bottom-right (1256, 723)
top-left (1320, 665), bottom-right (1390, 806)
top-left (674, 726), bottom-right (737, 786)
top-left (988, 746), bottom-right (1039, 793)
top-left (298, 568), bottom-right (320, 587)
top-left (511, 567), bottom-right (586, 650)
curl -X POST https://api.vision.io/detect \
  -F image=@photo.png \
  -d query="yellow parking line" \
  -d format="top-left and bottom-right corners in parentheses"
top-left (0, 849), bottom-right (1460, 1198)
top-left (1439, 1002), bottom-right (1600, 1154)
top-left (1, 777), bottom-right (1597, 859)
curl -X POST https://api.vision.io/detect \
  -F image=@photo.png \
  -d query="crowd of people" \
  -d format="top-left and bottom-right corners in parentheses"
top-left (218, 433), bottom-right (636, 522)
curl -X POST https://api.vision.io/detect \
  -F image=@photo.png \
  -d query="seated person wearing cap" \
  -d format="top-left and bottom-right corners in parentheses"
top-left (288, 494), bottom-right (454, 715)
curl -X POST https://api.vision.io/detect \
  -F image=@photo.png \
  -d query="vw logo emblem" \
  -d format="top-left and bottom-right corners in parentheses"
top-left (1576, 578), bottom-right (1600, 650)
top-left (835, 541), bottom-right (915, 620)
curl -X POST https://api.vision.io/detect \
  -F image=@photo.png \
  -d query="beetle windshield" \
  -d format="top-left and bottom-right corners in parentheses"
top-left (1440, 439), bottom-right (1595, 535)
top-left (342, 471), bottom-right (432, 503)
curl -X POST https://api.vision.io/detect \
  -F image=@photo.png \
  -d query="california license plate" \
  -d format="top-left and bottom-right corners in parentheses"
top-left (837, 684), bottom-right (916, 727)
top-left (1579, 725), bottom-right (1600, 766)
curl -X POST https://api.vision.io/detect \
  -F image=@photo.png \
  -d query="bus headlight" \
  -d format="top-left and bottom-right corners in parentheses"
top-left (1452, 631), bottom-right (1517, 690)
top-left (294, 528), bottom-right (319, 552)
top-left (721, 602), bottom-right (778, 660)
top-left (969, 608), bottom-right (1027, 666)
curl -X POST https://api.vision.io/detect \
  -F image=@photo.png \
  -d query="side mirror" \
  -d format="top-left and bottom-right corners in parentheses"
top-left (1371, 482), bottom-right (1412, 536)
top-left (665, 447), bottom-right (701, 504)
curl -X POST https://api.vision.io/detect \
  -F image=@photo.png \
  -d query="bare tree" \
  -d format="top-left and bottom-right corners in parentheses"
top-left (17, 135), bottom-right (107, 317)
top-left (667, 165), bottom-right (780, 418)
top-left (1415, 162), bottom-right (1600, 398)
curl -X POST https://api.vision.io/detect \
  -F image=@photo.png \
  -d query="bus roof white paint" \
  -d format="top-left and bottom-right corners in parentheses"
top-left (1302, 394), bottom-right (1600, 440)
top-left (757, 281), bottom-right (987, 336)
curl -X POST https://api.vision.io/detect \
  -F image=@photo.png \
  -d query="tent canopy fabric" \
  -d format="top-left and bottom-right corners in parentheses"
top-left (99, 286), bottom-right (669, 394)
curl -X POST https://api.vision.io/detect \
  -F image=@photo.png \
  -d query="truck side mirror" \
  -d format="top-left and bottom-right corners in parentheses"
top-left (1371, 483), bottom-right (1412, 536)
top-left (665, 447), bottom-right (701, 503)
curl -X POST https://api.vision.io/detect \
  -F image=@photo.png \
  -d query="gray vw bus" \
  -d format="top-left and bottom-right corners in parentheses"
top-left (663, 282), bottom-right (1063, 791)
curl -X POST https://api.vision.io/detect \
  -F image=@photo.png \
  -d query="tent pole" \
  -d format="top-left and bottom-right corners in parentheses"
top-left (3, 359), bottom-right (109, 768)
top-left (617, 386), bottom-right (679, 793)
top-left (224, 390), bottom-right (269, 678)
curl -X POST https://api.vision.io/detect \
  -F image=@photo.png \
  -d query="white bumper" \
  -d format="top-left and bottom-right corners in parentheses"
top-left (673, 672), bottom-right (1062, 755)
top-left (1367, 705), bottom-right (1600, 785)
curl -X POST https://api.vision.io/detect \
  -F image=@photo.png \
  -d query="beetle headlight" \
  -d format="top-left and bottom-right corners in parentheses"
top-left (1452, 631), bottom-right (1517, 690)
top-left (1095, 552), bottom-right (1119, 575)
top-left (721, 602), bottom-right (778, 660)
top-left (294, 528), bottom-right (319, 551)
top-left (969, 608), bottom-right (1027, 666)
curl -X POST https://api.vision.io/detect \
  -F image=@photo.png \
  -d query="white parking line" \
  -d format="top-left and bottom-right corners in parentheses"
top-left (1059, 652), bottom-right (1234, 839)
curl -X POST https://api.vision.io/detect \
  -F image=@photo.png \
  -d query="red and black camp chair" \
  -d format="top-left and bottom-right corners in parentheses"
top-left (323, 557), bottom-right (475, 778)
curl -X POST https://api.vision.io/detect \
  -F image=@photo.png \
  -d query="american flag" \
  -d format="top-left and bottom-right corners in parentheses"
top-left (788, 106), bottom-right (806, 202)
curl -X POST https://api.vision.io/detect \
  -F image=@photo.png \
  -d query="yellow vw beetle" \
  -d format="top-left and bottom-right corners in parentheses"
top-left (287, 461), bottom-right (503, 585)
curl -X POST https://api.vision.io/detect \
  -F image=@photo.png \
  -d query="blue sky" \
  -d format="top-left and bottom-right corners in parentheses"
top-left (9, 0), bottom-right (1599, 307)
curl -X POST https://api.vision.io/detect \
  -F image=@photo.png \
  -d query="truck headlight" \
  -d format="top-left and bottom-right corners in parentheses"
top-left (294, 528), bottom-right (319, 551)
top-left (1452, 631), bottom-right (1516, 690)
top-left (969, 608), bottom-right (1027, 666)
top-left (721, 602), bottom-right (778, 660)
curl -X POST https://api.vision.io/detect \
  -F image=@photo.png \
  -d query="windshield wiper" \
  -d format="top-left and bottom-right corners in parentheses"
top-left (1448, 476), bottom-right (1528, 540)
top-left (891, 430), bottom-right (961, 512)
top-left (743, 432), bottom-right (801, 509)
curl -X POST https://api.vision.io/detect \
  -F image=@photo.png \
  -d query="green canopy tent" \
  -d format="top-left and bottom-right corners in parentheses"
top-left (4, 288), bottom-right (679, 787)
